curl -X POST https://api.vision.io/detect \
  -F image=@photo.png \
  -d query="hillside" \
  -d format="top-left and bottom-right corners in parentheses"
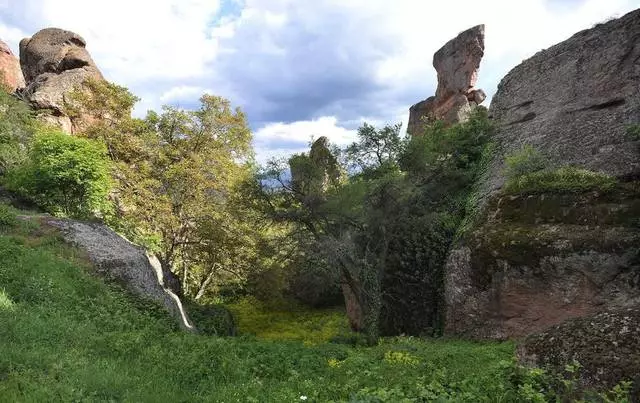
top-left (0, 209), bottom-right (523, 402)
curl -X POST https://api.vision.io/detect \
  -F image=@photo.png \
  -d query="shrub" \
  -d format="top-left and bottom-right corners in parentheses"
top-left (0, 204), bottom-right (17, 228)
top-left (505, 166), bottom-right (617, 195)
top-left (504, 144), bottom-right (548, 181)
top-left (4, 129), bottom-right (112, 218)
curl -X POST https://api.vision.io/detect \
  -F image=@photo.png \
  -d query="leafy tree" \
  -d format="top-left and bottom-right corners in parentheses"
top-left (69, 81), bottom-right (259, 301)
top-left (5, 129), bottom-right (111, 217)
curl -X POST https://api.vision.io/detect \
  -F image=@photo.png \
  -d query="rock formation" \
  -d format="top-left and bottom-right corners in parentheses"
top-left (45, 218), bottom-right (196, 332)
top-left (517, 307), bottom-right (640, 394)
top-left (445, 9), bottom-right (640, 339)
top-left (19, 28), bottom-right (103, 134)
top-left (407, 25), bottom-right (486, 135)
top-left (0, 40), bottom-right (25, 92)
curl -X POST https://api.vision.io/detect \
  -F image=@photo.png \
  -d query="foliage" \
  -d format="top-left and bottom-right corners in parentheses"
top-left (344, 123), bottom-right (405, 175)
top-left (0, 89), bottom-right (37, 174)
top-left (503, 145), bottom-right (618, 195)
top-left (4, 129), bottom-right (112, 218)
top-left (185, 302), bottom-right (236, 336)
top-left (258, 109), bottom-right (494, 340)
top-left (0, 204), bottom-right (17, 229)
top-left (379, 108), bottom-right (494, 336)
top-left (505, 166), bottom-right (617, 195)
top-left (70, 82), bottom-right (261, 303)
top-left (503, 144), bottom-right (549, 181)
top-left (506, 360), bottom-right (635, 402)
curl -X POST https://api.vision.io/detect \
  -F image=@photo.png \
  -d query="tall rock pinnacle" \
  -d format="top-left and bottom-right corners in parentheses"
top-left (407, 25), bottom-right (486, 135)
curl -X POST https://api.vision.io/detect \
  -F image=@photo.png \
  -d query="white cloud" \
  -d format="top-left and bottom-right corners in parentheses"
top-left (0, 0), bottom-right (222, 82)
top-left (253, 116), bottom-right (357, 163)
top-left (159, 85), bottom-right (214, 103)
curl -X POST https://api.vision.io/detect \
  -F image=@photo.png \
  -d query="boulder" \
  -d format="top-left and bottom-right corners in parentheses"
top-left (444, 9), bottom-right (640, 340)
top-left (0, 40), bottom-right (25, 92)
top-left (19, 28), bottom-right (103, 134)
top-left (407, 25), bottom-right (485, 135)
top-left (517, 307), bottom-right (640, 393)
top-left (45, 218), bottom-right (196, 332)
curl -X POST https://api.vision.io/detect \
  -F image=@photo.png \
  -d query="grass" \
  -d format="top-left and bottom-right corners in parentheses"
top-left (504, 166), bottom-right (617, 195)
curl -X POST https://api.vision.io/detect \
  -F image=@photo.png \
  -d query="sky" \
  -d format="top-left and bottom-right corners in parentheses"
top-left (0, 0), bottom-right (638, 163)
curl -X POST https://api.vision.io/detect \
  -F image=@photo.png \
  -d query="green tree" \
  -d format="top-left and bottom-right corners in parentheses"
top-left (69, 81), bottom-right (259, 301)
top-left (5, 129), bottom-right (111, 217)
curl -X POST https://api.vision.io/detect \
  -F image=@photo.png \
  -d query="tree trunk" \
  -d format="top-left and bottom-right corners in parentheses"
top-left (194, 269), bottom-right (215, 301)
top-left (342, 281), bottom-right (364, 332)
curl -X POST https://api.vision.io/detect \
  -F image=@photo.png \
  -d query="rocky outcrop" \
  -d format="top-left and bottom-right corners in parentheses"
top-left (485, 9), bottom-right (640, 190)
top-left (407, 25), bottom-right (486, 135)
top-left (45, 218), bottom-right (195, 332)
top-left (19, 28), bottom-right (103, 134)
top-left (0, 40), bottom-right (25, 92)
top-left (517, 307), bottom-right (640, 393)
top-left (445, 9), bottom-right (640, 339)
top-left (446, 185), bottom-right (640, 339)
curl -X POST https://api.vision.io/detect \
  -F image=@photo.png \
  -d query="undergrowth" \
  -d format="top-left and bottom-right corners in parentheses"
top-left (227, 297), bottom-right (349, 344)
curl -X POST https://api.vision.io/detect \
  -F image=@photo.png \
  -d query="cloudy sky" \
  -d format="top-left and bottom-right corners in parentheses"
top-left (0, 0), bottom-right (637, 162)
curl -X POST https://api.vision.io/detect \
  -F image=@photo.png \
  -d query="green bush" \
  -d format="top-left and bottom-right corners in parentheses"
top-left (0, 204), bottom-right (17, 228)
top-left (4, 129), bottom-right (112, 218)
top-left (504, 144), bottom-right (548, 180)
top-left (505, 166), bottom-right (617, 195)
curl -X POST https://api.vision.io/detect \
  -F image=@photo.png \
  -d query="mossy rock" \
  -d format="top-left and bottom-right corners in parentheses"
top-left (517, 307), bottom-right (640, 394)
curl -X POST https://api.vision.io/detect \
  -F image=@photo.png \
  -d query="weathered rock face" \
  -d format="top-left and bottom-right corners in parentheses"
top-left (407, 25), bottom-right (486, 135)
top-left (45, 218), bottom-right (195, 332)
top-left (486, 9), bottom-right (640, 189)
top-left (517, 307), bottom-right (640, 393)
top-left (0, 40), bottom-right (25, 92)
top-left (446, 185), bottom-right (640, 339)
top-left (445, 9), bottom-right (640, 340)
top-left (19, 28), bottom-right (103, 134)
